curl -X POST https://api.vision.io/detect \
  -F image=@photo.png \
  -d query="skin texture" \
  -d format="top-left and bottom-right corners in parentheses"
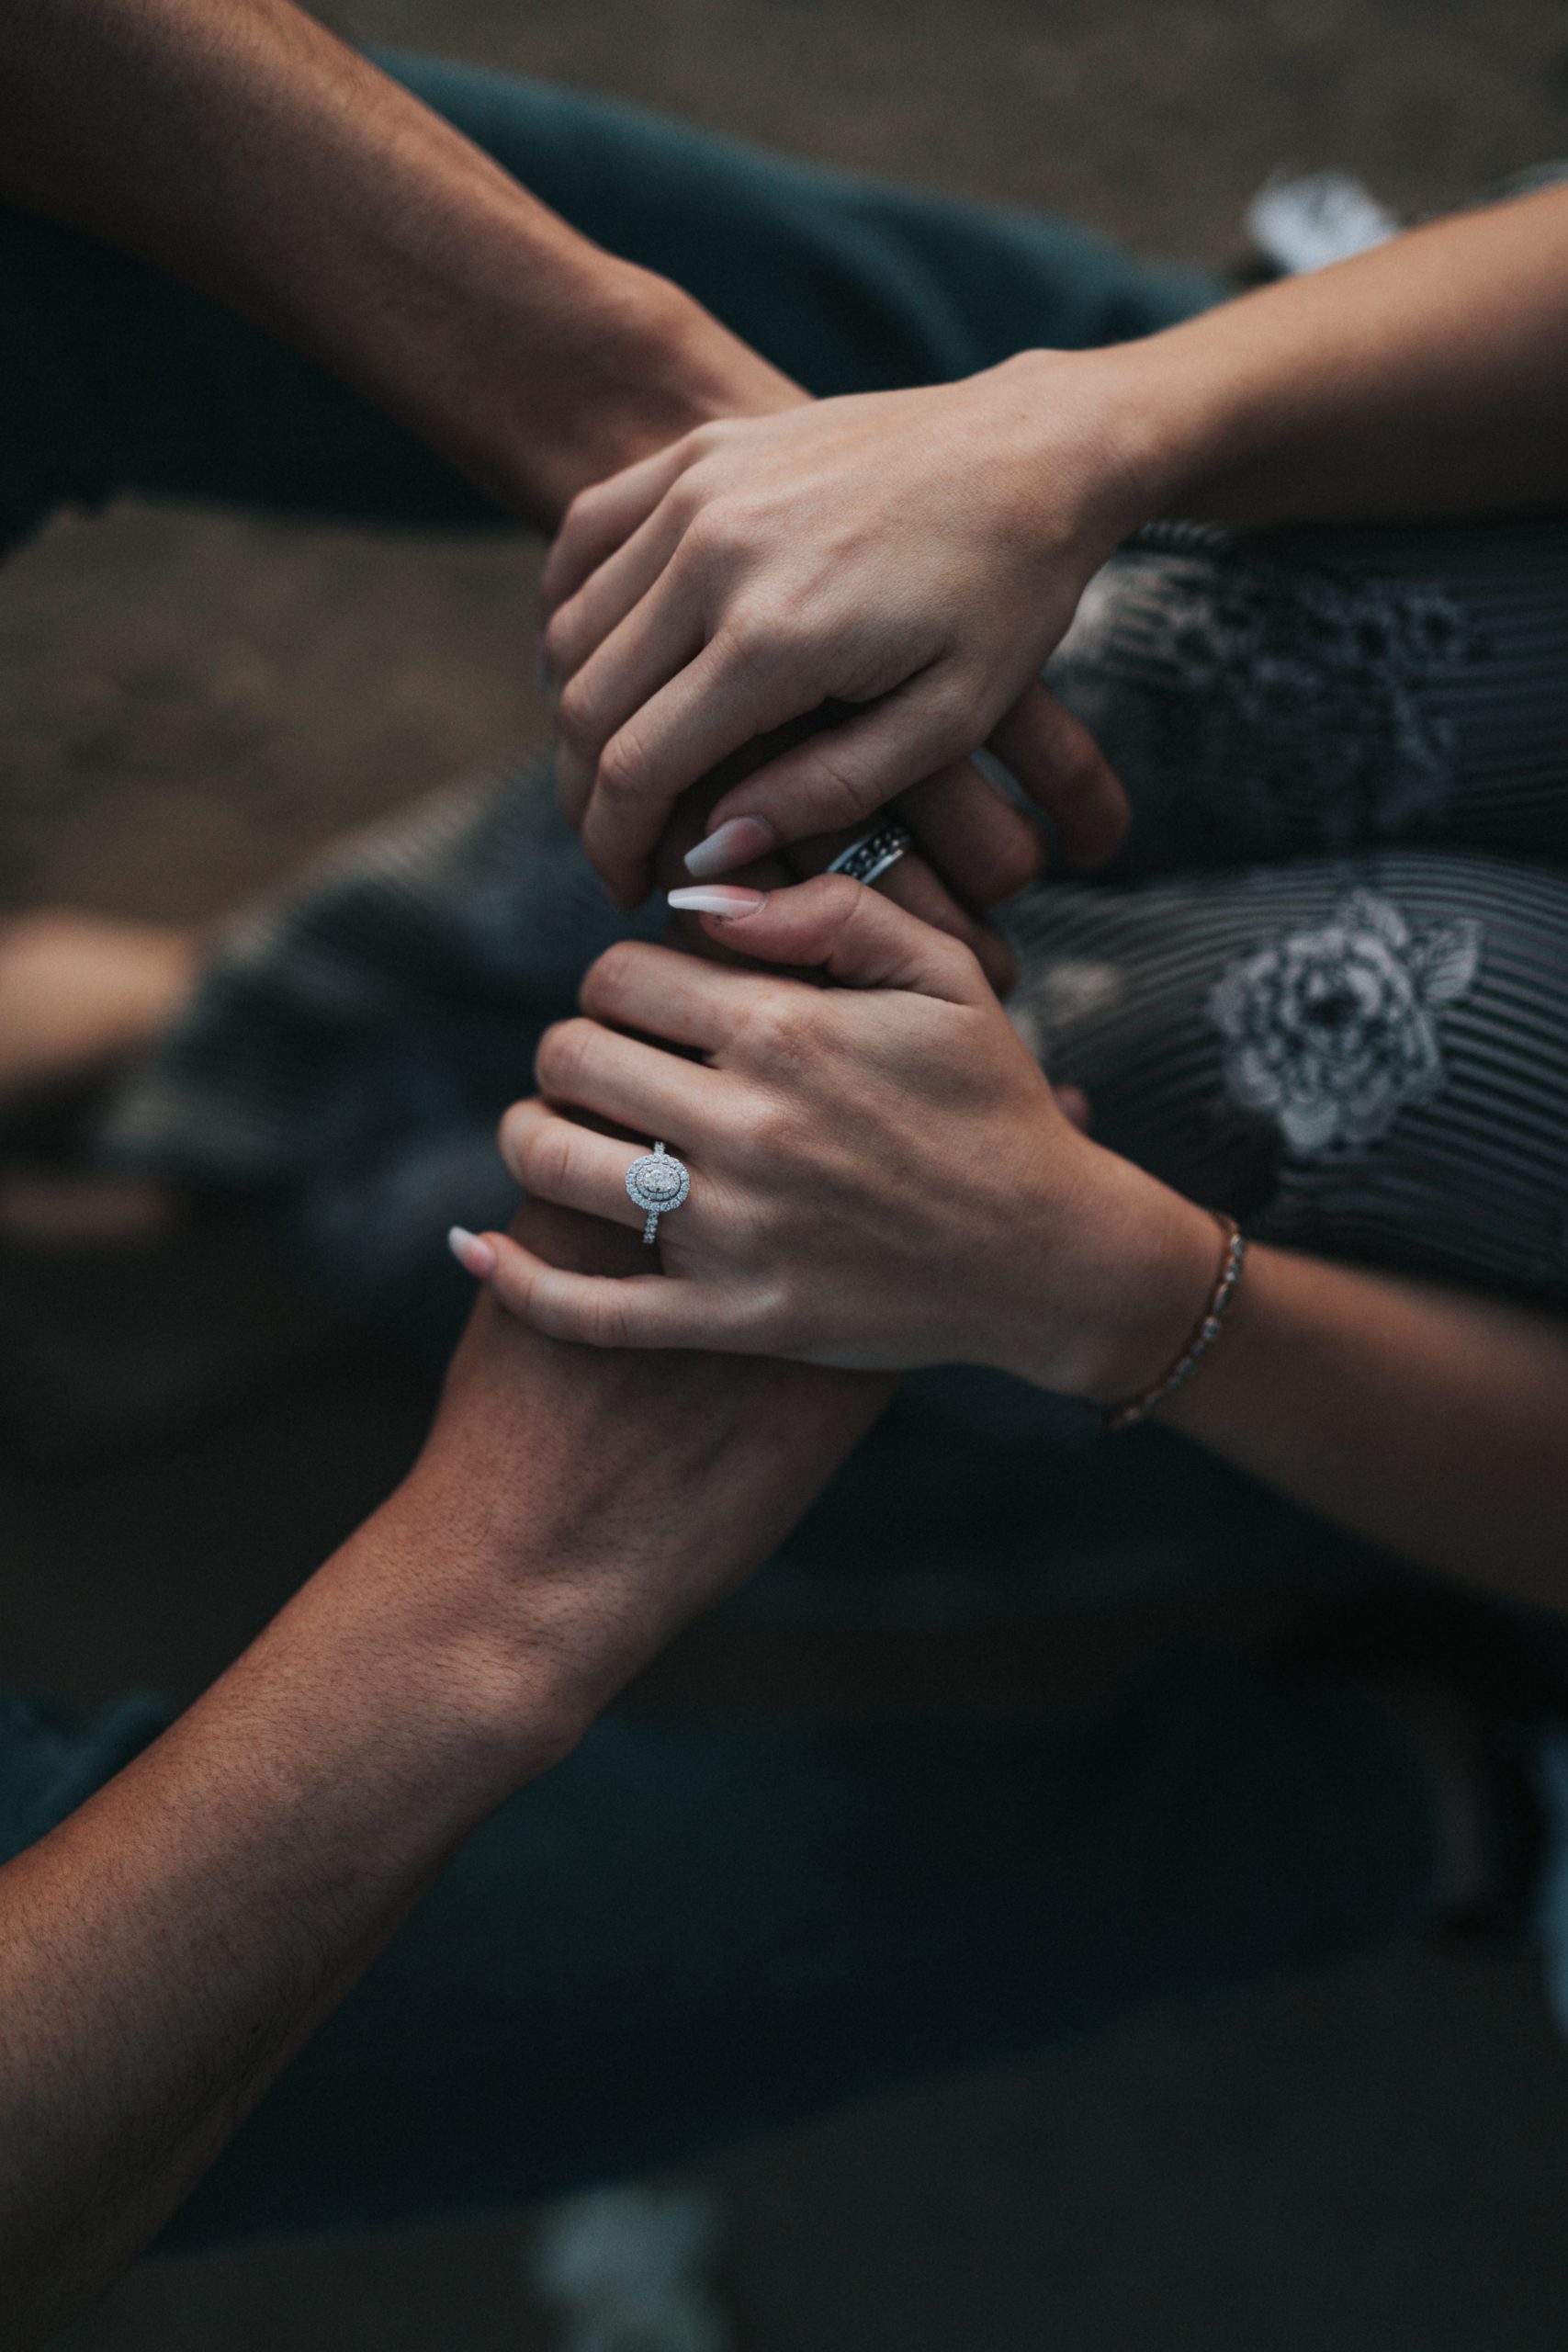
top-left (540, 185), bottom-right (1568, 892)
top-left (0, 1192), bottom-right (888, 2346)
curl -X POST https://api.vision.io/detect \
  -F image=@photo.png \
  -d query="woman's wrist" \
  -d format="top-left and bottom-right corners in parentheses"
top-left (996, 340), bottom-right (1229, 555)
top-left (998, 1149), bottom-right (1226, 1407)
top-left (999, 321), bottom-right (1292, 546)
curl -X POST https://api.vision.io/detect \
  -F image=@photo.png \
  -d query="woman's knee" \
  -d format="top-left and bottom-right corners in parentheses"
top-left (1005, 852), bottom-right (1568, 1302)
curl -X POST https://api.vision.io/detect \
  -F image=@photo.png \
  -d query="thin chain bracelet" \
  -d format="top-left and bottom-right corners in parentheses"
top-left (1098, 1211), bottom-right (1247, 1433)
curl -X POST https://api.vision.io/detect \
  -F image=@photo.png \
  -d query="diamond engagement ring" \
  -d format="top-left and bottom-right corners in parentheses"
top-left (626, 1142), bottom-right (691, 1244)
top-left (827, 820), bottom-right (912, 888)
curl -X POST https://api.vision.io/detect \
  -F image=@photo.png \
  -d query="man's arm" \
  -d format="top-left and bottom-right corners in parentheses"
top-left (0, 1204), bottom-right (889, 2345)
top-left (0, 0), bottom-right (798, 522)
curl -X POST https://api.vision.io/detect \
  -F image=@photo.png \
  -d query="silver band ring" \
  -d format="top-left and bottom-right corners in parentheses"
top-left (827, 820), bottom-right (912, 888)
top-left (626, 1141), bottom-right (691, 1245)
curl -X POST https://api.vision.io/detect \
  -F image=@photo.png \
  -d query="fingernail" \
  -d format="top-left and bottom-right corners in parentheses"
top-left (667, 885), bottom-right (768, 920)
top-left (448, 1226), bottom-right (497, 1278)
top-left (682, 814), bottom-right (777, 878)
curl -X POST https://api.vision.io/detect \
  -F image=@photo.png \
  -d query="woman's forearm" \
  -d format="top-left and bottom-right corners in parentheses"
top-left (0, 0), bottom-right (795, 521)
top-left (1157, 1243), bottom-right (1568, 1608)
top-left (1110, 185), bottom-right (1568, 528)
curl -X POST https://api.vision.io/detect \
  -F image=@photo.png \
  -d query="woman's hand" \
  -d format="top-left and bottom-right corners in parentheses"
top-left (538, 349), bottom-right (1153, 907)
top-left (457, 876), bottom-right (1219, 1400)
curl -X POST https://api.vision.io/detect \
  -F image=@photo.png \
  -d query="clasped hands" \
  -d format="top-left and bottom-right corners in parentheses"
top-left (457, 863), bottom-right (1216, 1405)
top-left (449, 348), bottom-right (1219, 1403)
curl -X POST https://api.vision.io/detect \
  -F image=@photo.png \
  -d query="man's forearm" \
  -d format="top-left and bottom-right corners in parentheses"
top-left (0, 1484), bottom-right (571, 2344)
top-left (1103, 186), bottom-right (1568, 530)
top-left (0, 0), bottom-right (796, 521)
top-left (0, 1223), bottom-right (887, 2342)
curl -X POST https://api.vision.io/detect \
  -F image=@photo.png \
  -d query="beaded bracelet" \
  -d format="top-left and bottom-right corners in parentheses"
top-left (1098, 1211), bottom-right (1247, 1433)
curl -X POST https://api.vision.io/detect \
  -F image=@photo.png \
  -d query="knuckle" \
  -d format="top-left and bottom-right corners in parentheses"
top-left (716, 608), bottom-right (772, 670)
top-left (685, 419), bottom-right (734, 464)
top-left (734, 1090), bottom-right (809, 1175)
top-left (986, 825), bottom-right (1043, 899)
top-left (947, 935), bottom-right (991, 995)
top-left (581, 937), bottom-right (643, 1007)
top-left (799, 743), bottom-right (882, 826)
top-left (751, 1270), bottom-right (806, 1351)
top-left (579, 1286), bottom-right (632, 1349)
top-left (535, 1017), bottom-right (593, 1097)
top-left (559, 480), bottom-right (605, 541)
top-left (596, 724), bottom-right (657, 806)
top-left (531, 1120), bottom-right (580, 1197)
top-left (541, 608), bottom-right (579, 679)
top-left (684, 495), bottom-right (750, 564)
top-left (737, 985), bottom-right (813, 1072)
top-left (814, 871), bottom-right (866, 922)
top-left (1048, 719), bottom-right (1108, 800)
top-left (554, 674), bottom-right (604, 748)
top-left (495, 1098), bottom-right (532, 1173)
top-left (737, 609), bottom-right (807, 673)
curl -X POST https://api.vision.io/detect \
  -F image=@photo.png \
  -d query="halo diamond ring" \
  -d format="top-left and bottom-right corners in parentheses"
top-left (626, 1142), bottom-right (691, 1244)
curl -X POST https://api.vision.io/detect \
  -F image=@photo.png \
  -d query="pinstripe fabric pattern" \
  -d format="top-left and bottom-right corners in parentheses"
top-left (1005, 514), bottom-right (1568, 1306)
top-left (1003, 853), bottom-right (1568, 1304)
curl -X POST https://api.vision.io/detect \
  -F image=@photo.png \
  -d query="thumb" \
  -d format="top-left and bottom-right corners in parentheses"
top-left (667, 872), bottom-right (989, 1002)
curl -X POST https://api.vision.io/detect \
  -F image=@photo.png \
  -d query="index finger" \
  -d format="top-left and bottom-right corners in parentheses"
top-left (581, 635), bottom-right (827, 905)
top-left (540, 435), bottom-right (701, 616)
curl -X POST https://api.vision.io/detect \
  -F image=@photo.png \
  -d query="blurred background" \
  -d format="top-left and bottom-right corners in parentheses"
top-left (6, 0), bottom-right (1568, 2344)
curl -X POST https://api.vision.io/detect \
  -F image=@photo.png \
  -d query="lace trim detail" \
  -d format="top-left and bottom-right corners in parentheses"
top-left (1055, 537), bottom-right (1489, 848)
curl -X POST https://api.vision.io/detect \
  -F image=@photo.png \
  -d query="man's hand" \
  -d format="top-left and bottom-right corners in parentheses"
top-left (0, 1184), bottom-right (889, 2343)
top-left (413, 1191), bottom-right (892, 1743)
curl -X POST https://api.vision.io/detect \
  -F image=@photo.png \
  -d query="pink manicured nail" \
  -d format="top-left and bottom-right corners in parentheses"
top-left (448, 1226), bottom-right (497, 1278)
top-left (682, 815), bottom-right (777, 878)
top-left (667, 885), bottom-right (768, 921)
top-left (667, 884), bottom-right (771, 917)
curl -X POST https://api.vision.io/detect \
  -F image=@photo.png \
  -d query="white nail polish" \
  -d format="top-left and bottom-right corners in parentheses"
top-left (667, 885), bottom-right (767, 919)
top-left (682, 815), bottom-right (777, 878)
top-left (448, 1225), bottom-right (497, 1277)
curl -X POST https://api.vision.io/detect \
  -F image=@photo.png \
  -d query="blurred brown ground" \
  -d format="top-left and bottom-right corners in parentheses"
top-left (6, 1), bottom-right (1568, 2345)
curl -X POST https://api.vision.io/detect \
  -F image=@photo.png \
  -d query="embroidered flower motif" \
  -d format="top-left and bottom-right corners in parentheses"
top-left (1209, 889), bottom-right (1481, 1154)
top-left (1050, 536), bottom-right (1487, 852)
